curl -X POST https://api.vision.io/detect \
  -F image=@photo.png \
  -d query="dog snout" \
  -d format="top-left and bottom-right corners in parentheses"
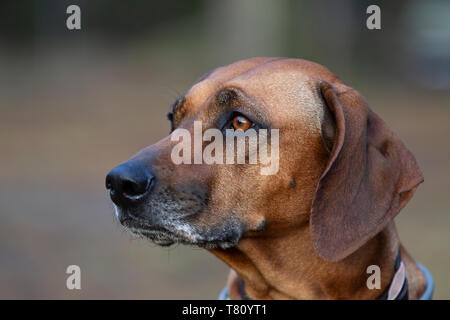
top-left (105, 161), bottom-right (155, 208)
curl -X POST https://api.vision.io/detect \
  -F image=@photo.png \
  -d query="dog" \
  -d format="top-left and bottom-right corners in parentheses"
top-left (106, 57), bottom-right (433, 299)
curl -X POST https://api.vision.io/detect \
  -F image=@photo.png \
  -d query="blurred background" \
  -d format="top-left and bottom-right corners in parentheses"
top-left (0, 0), bottom-right (449, 299)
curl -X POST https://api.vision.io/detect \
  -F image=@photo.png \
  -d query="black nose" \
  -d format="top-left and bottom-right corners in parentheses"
top-left (105, 162), bottom-right (154, 207)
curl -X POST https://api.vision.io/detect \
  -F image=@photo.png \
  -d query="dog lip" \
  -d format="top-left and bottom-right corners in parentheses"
top-left (137, 225), bottom-right (168, 233)
top-left (119, 215), bottom-right (130, 224)
top-left (122, 218), bottom-right (167, 233)
top-left (118, 213), bottom-right (242, 249)
top-left (122, 219), bottom-right (176, 242)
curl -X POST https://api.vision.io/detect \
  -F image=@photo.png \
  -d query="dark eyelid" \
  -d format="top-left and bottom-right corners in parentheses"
top-left (167, 96), bottom-right (186, 131)
top-left (166, 97), bottom-right (182, 133)
top-left (167, 112), bottom-right (174, 132)
top-left (169, 96), bottom-right (186, 115)
top-left (229, 109), bottom-right (268, 130)
top-left (218, 110), bottom-right (264, 132)
top-left (216, 87), bottom-right (271, 129)
top-left (232, 111), bottom-right (252, 123)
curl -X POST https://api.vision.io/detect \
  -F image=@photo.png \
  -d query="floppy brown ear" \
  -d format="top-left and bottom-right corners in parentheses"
top-left (310, 82), bottom-right (424, 262)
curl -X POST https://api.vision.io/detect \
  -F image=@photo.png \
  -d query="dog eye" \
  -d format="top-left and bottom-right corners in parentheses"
top-left (232, 114), bottom-right (252, 131)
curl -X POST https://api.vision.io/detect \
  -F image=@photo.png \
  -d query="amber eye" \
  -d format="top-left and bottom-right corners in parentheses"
top-left (232, 115), bottom-right (252, 131)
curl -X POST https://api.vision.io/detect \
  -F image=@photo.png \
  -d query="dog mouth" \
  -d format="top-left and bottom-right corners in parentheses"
top-left (120, 216), bottom-right (182, 246)
top-left (115, 208), bottom-right (243, 249)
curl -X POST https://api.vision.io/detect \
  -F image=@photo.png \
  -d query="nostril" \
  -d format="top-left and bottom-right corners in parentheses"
top-left (106, 162), bottom-right (154, 206)
top-left (122, 178), bottom-right (149, 198)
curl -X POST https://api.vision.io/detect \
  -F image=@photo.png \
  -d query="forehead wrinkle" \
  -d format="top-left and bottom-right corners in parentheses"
top-left (179, 57), bottom-right (326, 133)
top-left (215, 85), bottom-right (271, 125)
top-left (184, 58), bottom-right (285, 115)
top-left (225, 68), bottom-right (324, 133)
top-left (186, 80), bottom-right (221, 111)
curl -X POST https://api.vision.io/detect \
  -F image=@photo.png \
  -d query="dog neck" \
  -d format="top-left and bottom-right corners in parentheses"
top-left (210, 221), bottom-right (400, 299)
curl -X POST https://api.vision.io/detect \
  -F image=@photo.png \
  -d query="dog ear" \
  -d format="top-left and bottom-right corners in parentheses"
top-left (310, 82), bottom-right (424, 262)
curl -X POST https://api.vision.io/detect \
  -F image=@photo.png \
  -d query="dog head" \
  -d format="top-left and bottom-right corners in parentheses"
top-left (106, 57), bottom-right (423, 261)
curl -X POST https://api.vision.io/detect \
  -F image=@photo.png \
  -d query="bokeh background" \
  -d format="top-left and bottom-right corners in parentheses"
top-left (0, 0), bottom-right (449, 299)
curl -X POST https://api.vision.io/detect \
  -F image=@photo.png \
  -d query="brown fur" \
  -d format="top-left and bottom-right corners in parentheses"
top-left (119, 57), bottom-right (426, 299)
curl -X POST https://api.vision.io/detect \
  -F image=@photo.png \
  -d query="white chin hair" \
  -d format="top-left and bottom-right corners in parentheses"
top-left (113, 205), bottom-right (121, 220)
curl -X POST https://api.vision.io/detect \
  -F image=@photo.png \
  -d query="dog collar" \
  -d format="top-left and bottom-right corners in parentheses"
top-left (377, 251), bottom-right (408, 300)
top-left (218, 251), bottom-right (434, 300)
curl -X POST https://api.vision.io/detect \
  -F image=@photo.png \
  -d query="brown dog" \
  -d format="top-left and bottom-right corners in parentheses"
top-left (106, 57), bottom-right (427, 299)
